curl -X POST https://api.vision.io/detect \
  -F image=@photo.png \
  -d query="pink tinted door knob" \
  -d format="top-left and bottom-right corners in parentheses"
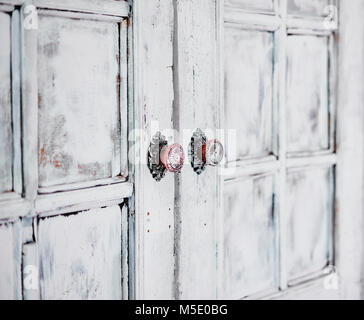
top-left (147, 132), bottom-right (184, 181)
top-left (160, 144), bottom-right (184, 173)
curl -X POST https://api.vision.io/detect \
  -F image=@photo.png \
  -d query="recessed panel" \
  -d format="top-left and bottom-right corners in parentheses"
top-left (226, 0), bottom-right (274, 11)
top-left (286, 35), bottom-right (329, 154)
top-left (286, 167), bottom-right (334, 281)
top-left (38, 15), bottom-right (121, 188)
top-left (0, 221), bottom-right (22, 299)
top-left (288, 0), bottom-right (330, 17)
top-left (38, 206), bottom-right (122, 300)
top-left (224, 27), bottom-right (274, 161)
top-left (223, 175), bottom-right (276, 298)
top-left (0, 12), bottom-right (12, 193)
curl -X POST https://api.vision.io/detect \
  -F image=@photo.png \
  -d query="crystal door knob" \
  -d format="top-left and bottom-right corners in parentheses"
top-left (160, 144), bottom-right (184, 173)
top-left (203, 139), bottom-right (224, 167)
top-left (188, 129), bottom-right (224, 175)
top-left (147, 132), bottom-right (184, 181)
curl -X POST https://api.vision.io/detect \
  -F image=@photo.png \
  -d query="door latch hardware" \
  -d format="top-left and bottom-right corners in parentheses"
top-left (147, 132), bottom-right (184, 181)
top-left (188, 128), bottom-right (224, 175)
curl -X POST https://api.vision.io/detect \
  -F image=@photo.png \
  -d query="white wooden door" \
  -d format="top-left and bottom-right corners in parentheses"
top-left (135, 0), bottom-right (364, 300)
top-left (219, 0), bottom-right (338, 299)
top-left (0, 0), bottom-right (132, 299)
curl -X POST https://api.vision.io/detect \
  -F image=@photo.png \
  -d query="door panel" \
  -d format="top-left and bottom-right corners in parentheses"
top-left (287, 0), bottom-right (330, 17)
top-left (224, 27), bottom-right (274, 161)
top-left (0, 12), bottom-right (12, 193)
top-left (223, 175), bottom-right (277, 298)
top-left (0, 221), bottom-right (22, 299)
top-left (286, 166), bottom-right (334, 282)
top-left (38, 15), bottom-right (122, 189)
top-left (286, 35), bottom-right (329, 154)
top-left (38, 206), bottom-right (122, 300)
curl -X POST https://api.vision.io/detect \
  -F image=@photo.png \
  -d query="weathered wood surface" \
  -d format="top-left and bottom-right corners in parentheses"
top-left (174, 0), bottom-right (218, 299)
top-left (133, 0), bottom-right (175, 299)
top-left (286, 167), bottom-right (334, 282)
top-left (0, 0), bottom-right (129, 16)
top-left (223, 175), bottom-right (276, 299)
top-left (224, 26), bottom-right (274, 161)
top-left (38, 15), bottom-right (121, 188)
top-left (336, 0), bottom-right (364, 300)
top-left (286, 35), bottom-right (329, 154)
top-left (0, 12), bottom-right (12, 193)
top-left (287, 0), bottom-right (329, 17)
top-left (0, 221), bottom-right (22, 299)
top-left (38, 206), bottom-right (122, 300)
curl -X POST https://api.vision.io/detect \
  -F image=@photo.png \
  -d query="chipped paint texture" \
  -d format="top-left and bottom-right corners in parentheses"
top-left (135, 0), bottom-right (176, 299)
top-left (223, 175), bottom-right (276, 299)
top-left (286, 35), bottom-right (329, 154)
top-left (0, 12), bottom-right (12, 193)
top-left (224, 27), bottom-right (274, 161)
top-left (38, 15), bottom-right (121, 187)
top-left (0, 221), bottom-right (22, 300)
top-left (174, 0), bottom-right (218, 299)
top-left (288, 0), bottom-right (330, 17)
top-left (38, 206), bottom-right (122, 300)
top-left (286, 167), bottom-right (334, 281)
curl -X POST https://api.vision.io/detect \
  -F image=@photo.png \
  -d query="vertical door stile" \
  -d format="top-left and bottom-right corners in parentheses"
top-left (120, 18), bottom-right (128, 179)
top-left (133, 0), bottom-right (176, 299)
top-left (11, 9), bottom-right (22, 196)
top-left (216, 0), bottom-right (225, 300)
top-left (277, 0), bottom-right (288, 292)
top-left (21, 3), bottom-right (38, 203)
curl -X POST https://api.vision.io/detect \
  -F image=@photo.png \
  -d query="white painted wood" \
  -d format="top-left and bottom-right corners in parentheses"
top-left (0, 4), bottom-right (14, 12)
top-left (223, 175), bottom-right (277, 298)
top-left (224, 25), bottom-right (274, 161)
top-left (173, 0), bottom-right (218, 299)
top-left (286, 166), bottom-right (334, 282)
top-left (336, 0), bottom-right (364, 300)
top-left (287, 0), bottom-right (330, 17)
top-left (21, 4), bottom-right (38, 201)
top-left (0, 0), bottom-right (129, 17)
top-left (38, 176), bottom-right (127, 194)
top-left (37, 14), bottom-right (121, 188)
top-left (0, 221), bottom-right (22, 299)
top-left (224, 8), bottom-right (281, 31)
top-left (133, 0), bottom-right (176, 299)
top-left (22, 243), bottom-right (40, 300)
top-left (121, 203), bottom-right (128, 299)
top-left (0, 0), bottom-right (132, 302)
top-left (225, 0), bottom-right (274, 12)
top-left (0, 198), bottom-right (31, 222)
top-left (38, 206), bottom-right (122, 300)
top-left (119, 19), bottom-right (129, 178)
top-left (0, 11), bottom-right (13, 193)
top-left (286, 34), bottom-right (330, 154)
top-left (11, 10), bottom-right (22, 195)
top-left (218, 0), bottom-right (341, 300)
top-left (35, 182), bottom-right (132, 216)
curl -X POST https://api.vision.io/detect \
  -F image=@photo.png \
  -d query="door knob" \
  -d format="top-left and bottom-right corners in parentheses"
top-left (188, 129), bottom-right (224, 174)
top-left (147, 132), bottom-right (184, 181)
